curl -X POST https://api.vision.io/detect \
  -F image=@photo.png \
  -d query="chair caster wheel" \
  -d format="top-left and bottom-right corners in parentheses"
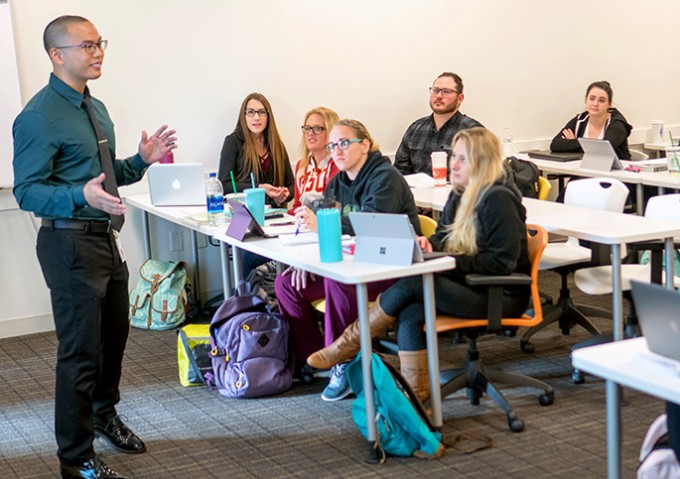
top-left (467, 387), bottom-right (481, 405)
top-left (507, 412), bottom-right (524, 432)
top-left (539, 392), bottom-right (554, 406)
top-left (502, 328), bottom-right (517, 338)
top-left (520, 340), bottom-right (535, 354)
top-left (299, 365), bottom-right (316, 385)
top-left (572, 369), bottom-right (585, 384)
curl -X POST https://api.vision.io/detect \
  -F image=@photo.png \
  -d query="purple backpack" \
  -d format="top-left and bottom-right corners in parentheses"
top-left (207, 286), bottom-right (292, 398)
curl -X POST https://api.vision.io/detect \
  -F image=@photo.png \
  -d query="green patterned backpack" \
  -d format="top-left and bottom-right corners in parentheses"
top-left (129, 260), bottom-right (188, 330)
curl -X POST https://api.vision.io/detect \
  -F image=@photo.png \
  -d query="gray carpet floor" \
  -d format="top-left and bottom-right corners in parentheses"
top-left (0, 272), bottom-right (663, 478)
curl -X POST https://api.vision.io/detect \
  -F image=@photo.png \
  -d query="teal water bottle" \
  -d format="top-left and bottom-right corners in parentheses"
top-left (317, 207), bottom-right (342, 263)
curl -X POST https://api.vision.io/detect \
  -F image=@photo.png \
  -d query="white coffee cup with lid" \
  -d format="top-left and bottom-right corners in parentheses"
top-left (651, 120), bottom-right (664, 144)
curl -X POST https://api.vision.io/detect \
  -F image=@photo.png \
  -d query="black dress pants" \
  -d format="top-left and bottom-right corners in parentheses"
top-left (37, 227), bottom-right (130, 465)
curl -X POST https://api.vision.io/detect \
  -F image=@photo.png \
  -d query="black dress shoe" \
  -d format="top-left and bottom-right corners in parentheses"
top-left (60, 455), bottom-right (128, 479)
top-left (94, 415), bottom-right (146, 454)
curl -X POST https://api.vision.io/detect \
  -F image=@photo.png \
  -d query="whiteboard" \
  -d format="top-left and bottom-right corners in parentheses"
top-left (0, 1), bottom-right (22, 188)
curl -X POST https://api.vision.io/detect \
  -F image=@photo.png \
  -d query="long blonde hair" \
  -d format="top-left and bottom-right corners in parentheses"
top-left (444, 127), bottom-right (506, 255)
top-left (298, 107), bottom-right (340, 172)
top-left (234, 92), bottom-right (288, 186)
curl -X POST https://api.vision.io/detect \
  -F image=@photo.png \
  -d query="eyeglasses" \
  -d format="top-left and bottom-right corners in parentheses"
top-left (55, 39), bottom-right (108, 55)
top-left (245, 109), bottom-right (268, 117)
top-left (325, 138), bottom-right (362, 153)
top-left (301, 125), bottom-right (325, 135)
top-left (429, 87), bottom-right (458, 96)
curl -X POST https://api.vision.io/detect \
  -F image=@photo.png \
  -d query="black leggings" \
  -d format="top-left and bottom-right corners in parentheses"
top-left (379, 274), bottom-right (529, 351)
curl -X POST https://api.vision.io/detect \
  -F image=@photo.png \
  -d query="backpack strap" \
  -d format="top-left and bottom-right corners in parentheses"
top-left (379, 354), bottom-right (436, 432)
top-left (177, 328), bottom-right (206, 385)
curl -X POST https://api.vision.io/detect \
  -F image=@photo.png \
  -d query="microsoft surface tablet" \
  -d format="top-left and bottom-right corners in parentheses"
top-left (578, 139), bottom-right (623, 172)
top-left (349, 212), bottom-right (450, 266)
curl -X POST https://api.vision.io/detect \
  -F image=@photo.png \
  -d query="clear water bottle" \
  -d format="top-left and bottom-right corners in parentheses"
top-left (502, 127), bottom-right (514, 158)
top-left (205, 172), bottom-right (224, 226)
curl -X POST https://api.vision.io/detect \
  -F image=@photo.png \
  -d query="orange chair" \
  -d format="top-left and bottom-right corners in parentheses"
top-left (430, 224), bottom-right (554, 432)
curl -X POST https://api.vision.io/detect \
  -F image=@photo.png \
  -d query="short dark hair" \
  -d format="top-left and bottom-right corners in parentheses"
top-left (586, 80), bottom-right (613, 103)
top-left (436, 72), bottom-right (464, 94)
top-left (43, 15), bottom-right (90, 53)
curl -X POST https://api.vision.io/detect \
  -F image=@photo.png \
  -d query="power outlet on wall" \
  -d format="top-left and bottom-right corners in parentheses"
top-left (169, 230), bottom-right (184, 252)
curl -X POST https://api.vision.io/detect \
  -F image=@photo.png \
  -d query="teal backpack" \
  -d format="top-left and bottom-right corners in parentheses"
top-left (345, 352), bottom-right (444, 462)
top-left (129, 260), bottom-right (188, 330)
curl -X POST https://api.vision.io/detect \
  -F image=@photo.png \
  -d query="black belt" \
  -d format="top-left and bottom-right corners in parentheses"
top-left (42, 219), bottom-right (112, 234)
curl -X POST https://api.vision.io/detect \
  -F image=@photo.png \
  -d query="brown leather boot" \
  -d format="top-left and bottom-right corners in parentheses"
top-left (307, 297), bottom-right (396, 370)
top-left (398, 349), bottom-right (430, 404)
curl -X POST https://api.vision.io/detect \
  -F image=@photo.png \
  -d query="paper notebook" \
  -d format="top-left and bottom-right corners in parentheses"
top-left (278, 233), bottom-right (350, 247)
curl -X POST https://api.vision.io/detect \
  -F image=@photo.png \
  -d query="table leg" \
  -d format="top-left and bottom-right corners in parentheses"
top-left (219, 242), bottom-right (232, 299)
top-left (190, 231), bottom-right (202, 309)
top-left (612, 244), bottom-right (623, 341)
top-left (606, 243), bottom-right (623, 479)
top-left (665, 237), bottom-right (675, 288)
top-left (422, 273), bottom-right (442, 428)
top-left (141, 210), bottom-right (151, 258)
top-left (606, 380), bottom-right (622, 479)
top-left (356, 283), bottom-right (380, 463)
top-left (635, 184), bottom-right (644, 215)
top-left (232, 246), bottom-right (243, 286)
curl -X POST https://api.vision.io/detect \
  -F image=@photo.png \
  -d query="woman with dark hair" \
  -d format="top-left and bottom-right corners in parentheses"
top-left (275, 119), bottom-right (420, 402)
top-left (218, 93), bottom-right (295, 277)
top-left (308, 127), bottom-right (530, 405)
top-left (550, 80), bottom-right (632, 160)
top-left (218, 92), bottom-right (294, 205)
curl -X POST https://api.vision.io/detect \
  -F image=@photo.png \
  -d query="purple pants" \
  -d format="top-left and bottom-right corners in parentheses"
top-left (274, 272), bottom-right (396, 368)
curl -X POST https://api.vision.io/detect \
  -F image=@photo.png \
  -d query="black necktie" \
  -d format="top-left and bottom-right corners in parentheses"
top-left (82, 91), bottom-right (124, 231)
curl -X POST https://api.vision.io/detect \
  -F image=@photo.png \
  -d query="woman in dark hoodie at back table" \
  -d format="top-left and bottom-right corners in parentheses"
top-left (550, 80), bottom-right (632, 160)
top-left (550, 80), bottom-right (634, 204)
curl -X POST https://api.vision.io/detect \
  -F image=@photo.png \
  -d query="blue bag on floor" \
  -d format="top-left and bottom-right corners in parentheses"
top-left (345, 352), bottom-right (444, 461)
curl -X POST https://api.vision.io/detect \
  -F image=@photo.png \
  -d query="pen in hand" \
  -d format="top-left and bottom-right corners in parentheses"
top-left (294, 205), bottom-right (305, 236)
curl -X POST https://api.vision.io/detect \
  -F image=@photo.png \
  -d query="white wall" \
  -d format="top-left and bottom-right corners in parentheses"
top-left (3, 0), bottom-right (680, 337)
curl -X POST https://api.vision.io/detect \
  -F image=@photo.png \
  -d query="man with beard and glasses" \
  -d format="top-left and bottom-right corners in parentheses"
top-left (394, 72), bottom-right (483, 176)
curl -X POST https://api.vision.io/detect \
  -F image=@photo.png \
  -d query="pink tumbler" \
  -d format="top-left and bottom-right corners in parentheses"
top-left (159, 151), bottom-right (174, 164)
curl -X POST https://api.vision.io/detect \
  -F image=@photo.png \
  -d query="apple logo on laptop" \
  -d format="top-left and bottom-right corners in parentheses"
top-left (171, 179), bottom-right (182, 190)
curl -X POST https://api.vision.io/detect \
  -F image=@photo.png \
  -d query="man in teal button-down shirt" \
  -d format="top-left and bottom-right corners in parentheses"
top-left (13, 15), bottom-right (177, 479)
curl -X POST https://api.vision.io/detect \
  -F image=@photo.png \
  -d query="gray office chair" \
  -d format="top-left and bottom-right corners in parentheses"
top-left (629, 149), bottom-right (650, 162)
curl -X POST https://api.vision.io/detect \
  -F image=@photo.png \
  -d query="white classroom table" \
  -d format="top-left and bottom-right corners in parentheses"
top-left (126, 193), bottom-right (299, 301)
top-left (412, 187), bottom-right (680, 479)
top-left (572, 338), bottom-right (680, 479)
top-left (125, 194), bottom-right (223, 305)
top-left (521, 153), bottom-right (680, 214)
top-left (213, 228), bottom-right (455, 461)
top-left (643, 142), bottom-right (674, 158)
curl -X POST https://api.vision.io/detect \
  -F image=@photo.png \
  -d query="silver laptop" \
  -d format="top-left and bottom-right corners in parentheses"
top-left (147, 163), bottom-right (205, 206)
top-left (578, 138), bottom-right (623, 172)
top-left (349, 212), bottom-right (449, 266)
top-left (630, 280), bottom-right (680, 362)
